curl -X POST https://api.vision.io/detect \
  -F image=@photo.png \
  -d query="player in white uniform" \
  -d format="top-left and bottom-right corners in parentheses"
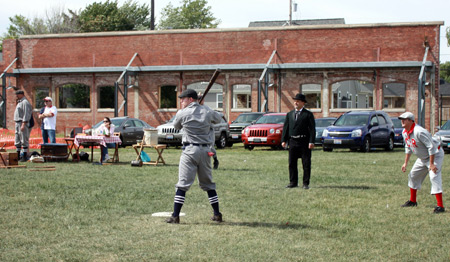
top-left (399, 112), bottom-right (445, 213)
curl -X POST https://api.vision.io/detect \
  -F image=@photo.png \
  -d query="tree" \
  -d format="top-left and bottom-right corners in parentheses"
top-left (78, 0), bottom-right (151, 32)
top-left (157, 0), bottom-right (220, 30)
top-left (441, 62), bottom-right (450, 83)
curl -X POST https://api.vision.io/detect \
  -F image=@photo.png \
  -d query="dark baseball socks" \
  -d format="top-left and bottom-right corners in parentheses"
top-left (207, 190), bottom-right (220, 216)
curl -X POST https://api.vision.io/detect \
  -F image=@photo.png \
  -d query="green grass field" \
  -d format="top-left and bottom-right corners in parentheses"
top-left (1, 145), bottom-right (449, 261)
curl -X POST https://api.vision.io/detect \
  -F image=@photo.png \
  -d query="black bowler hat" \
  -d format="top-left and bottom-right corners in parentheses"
top-left (178, 89), bottom-right (198, 99)
top-left (292, 93), bottom-right (307, 102)
top-left (15, 90), bottom-right (24, 95)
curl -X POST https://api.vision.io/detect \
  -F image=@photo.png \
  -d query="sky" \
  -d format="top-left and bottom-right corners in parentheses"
top-left (0, 0), bottom-right (449, 62)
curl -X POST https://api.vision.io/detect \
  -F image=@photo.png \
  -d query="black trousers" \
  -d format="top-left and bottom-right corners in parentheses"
top-left (288, 138), bottom-right (311, 186)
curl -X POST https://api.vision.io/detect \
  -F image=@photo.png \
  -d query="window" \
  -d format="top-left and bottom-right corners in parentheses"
top-left (160, 85), bottom-right (177, 108)
top-left (383, 83), bottom-right (405, 109)
top-left (58, 83), bottom-right (90, 108)
top-left (232, 84), bottom-right (251, 109)
top-left (98, 86), bottom-right (114, 108)
top-left (187, 82), bottom-right (223, 109)
top-left (370, 115), bottom-right (378, 125)
top-left (35, 87), bottom-right (49, 109)
top-left (301, 84), bottom-right (321, 109)
top-left (332, 80), bottom-right (373, 109)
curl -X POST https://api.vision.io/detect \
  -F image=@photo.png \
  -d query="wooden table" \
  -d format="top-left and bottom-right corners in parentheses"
top-left (74, 135), bottom-right (122, 163)
top-left (64, 138), bottom-right (78, 162)
top-left (132, 144), bottom-right (167, 166)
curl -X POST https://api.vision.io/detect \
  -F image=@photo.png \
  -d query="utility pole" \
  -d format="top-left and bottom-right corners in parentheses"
top-left (150, 0), bottom-right (155, 30)
top-left (289, 0), bottom-right (292, 26)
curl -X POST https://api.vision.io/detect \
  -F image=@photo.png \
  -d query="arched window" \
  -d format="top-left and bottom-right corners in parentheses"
top-left (383, 83), bottom-right (406, 109)
top-left (160, 85), bottom-right (177, 108)
top-left (232, 84), bottom-right (251, 109)
top-left (98, 86), bottom-right (115, 108)
top-left (34, 87), bottom-right (49, 109)
top-left (331, 80), bottom-right (373, 109)
top-left (300, 84), bottom-right (321, 109)
top-left (187, 82), bottom-right (223, 110)
top-left (58, 83), bottom-right (90, 108)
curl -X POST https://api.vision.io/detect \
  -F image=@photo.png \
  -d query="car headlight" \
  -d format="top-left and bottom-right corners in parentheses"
top-left (269, 128), bottom-right (274, 134)
top-left (243, 128), bottom-right (249, 135)
top-left (351, 129), bottom-right (362, 137)
top-left (322, 129), bottom-right (328, 137)
top-left (276, 129), bottom-right (281, 134)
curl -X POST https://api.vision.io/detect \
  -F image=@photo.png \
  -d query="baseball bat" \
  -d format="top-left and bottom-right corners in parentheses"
top-left (199, 69), bottom-right (221, 104)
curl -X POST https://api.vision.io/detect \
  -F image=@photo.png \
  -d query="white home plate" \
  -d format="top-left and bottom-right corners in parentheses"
top-left (151, 212), bottom-right (185, 217)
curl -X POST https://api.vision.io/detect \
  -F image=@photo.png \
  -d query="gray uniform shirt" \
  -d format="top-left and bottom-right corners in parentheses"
top-left (14, 97), bottom-right (32, 123)
top-left (403, 124), bottom-right (440, 160)
top-left (174, 102), bottom-right (222, 145)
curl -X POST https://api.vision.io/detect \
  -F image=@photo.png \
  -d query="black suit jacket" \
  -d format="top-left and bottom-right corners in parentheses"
top-left (281, 108), bottom-right (316, 144)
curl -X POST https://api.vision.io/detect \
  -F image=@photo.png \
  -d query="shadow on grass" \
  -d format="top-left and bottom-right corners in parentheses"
top-left (224, 221), bottom-right (312, 230)
top-left (316, 185), bottom-right (376, 190)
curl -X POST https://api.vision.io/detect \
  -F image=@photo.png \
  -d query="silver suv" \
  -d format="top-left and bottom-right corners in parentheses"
top-left (157, 115), bottom-right (230, 148)
top-left (228, 112), bottom-right (265, 146)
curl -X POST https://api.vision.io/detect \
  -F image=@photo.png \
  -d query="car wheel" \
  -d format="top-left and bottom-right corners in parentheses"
top-left (385, 136), bottom-right (394, 151)
top-left (323, 147), bottom-right (333, 152)
top-left (245, 145), bottom-right (254, 151)
top-left (216, 132), bottom-right (227, 149)
top-left (361, 136), bottom-right (371, 152)
top-left (226, 141), bottom-right (233, 147)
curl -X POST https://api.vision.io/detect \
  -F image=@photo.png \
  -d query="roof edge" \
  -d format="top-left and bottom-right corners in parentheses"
top-left (18, 21), bottom-right (445, 40)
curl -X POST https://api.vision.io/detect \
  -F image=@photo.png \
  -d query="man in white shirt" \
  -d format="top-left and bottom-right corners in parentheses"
top-left (38, 97), bottom-right (57, 144)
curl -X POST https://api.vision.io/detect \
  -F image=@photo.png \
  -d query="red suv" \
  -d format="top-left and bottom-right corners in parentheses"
top-left (241, 113), bottom-right (287, 150)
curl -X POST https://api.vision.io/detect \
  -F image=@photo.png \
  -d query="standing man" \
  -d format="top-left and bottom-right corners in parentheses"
top-left (166, 89), bottom-right (224, 224)
top-left (399, 112), bottom-right (445, 213)
top-left (281, 93), bottom-right (316, 189)
top-left (14, 90), bottom-right (33, 162)
top-left (38, 97), bottom-right (57, 143)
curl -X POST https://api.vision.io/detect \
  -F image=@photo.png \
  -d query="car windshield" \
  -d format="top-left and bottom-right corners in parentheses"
top-left (334, 114), bottom-right (369, 127)
top-left (441, 120), bottom-right (450, 130)
top-left (315, 118), bottom-right (336, 127)
top-left (93, 118), bottom-right (126, 129)
top-left (391, 118), bottom-right (402, 128)
top-left (233, 113), bottom-right (262, 123)
top-left (255, 115), bottom-right (285, 124)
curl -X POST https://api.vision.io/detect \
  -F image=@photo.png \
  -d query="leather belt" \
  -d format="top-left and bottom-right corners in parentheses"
top-left (183, 143), bottom-right (208, 147)
top-left (291, 135), bottom-right (307, 139)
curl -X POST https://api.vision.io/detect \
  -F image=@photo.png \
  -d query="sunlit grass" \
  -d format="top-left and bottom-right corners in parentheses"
top-left (1, 145), bottom-right (449, 261)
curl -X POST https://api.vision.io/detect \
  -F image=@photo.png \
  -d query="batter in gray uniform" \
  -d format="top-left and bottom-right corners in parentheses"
top-left (166, 89), bottom-right (224, 224)
top-left (399, 112), bottom-right (445, 213)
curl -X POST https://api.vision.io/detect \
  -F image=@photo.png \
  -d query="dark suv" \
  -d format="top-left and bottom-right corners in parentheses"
top-left (228, 112), bottom-right (265, 146)
top-left (322, 111), bottom-right (395, 152)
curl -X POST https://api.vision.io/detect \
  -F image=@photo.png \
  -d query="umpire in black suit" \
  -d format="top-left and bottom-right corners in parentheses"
top-left (281, 93), bottom-right (316, 189)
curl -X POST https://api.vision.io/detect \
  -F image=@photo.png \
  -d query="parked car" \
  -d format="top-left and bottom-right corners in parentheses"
top-left (85, 117), bottom-right (154, 147)
top-left (157, 115), bottom-right (230, 148)
top-left (228, 112), bottom-right (266, 145)
top-left (434, 120), bottom-right (450, 153)
top-left (322, 111), bottom-right (395, 152)
top-left (314, 117), bottom-right (337, 145)
top-left (241, 113), bottom-right (287, 150)
top-left (390, 117), bottom-right (404, 147)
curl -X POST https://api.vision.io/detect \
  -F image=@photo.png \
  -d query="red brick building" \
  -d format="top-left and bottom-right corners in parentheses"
top-left (0, 21), bottom-right (443, 133)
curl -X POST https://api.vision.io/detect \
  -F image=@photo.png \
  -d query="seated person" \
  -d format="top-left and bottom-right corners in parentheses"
top-left (96, 117), bottom-right (116, 162)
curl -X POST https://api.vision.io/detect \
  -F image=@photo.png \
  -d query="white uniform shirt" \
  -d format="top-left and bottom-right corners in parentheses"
top-left (96, 124), bottom-right (115, 136)
top-left (403, 123), bottom-right (440, 160)
top-left (43, 106), bottom-right (57, 130)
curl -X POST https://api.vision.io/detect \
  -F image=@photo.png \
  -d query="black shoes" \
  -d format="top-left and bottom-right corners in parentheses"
top-left (211, 213), bottom-right (223, 222)
top-left (285, 184), bottom-right (298, 188)
top-left (401, 200), bottom-right (417, 207)
top-left (165, 216), bottom-right (180, 224)
top-left (433, 206), bottom-right (445, 214)
top-left (302, 184), bottom-right (310, 190)
top-left (213, 158), bottom-right (219, 169)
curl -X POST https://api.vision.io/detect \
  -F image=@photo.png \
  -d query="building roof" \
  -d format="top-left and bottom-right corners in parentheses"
top-left (248, 18), bottom-right (345, 27)
top-left (440, 80), bottom-right (450, 96)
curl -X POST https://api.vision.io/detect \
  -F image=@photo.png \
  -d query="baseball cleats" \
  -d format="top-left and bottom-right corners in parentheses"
top-left (165, 216), bottom-right (180, 224)
top-left (285, 184), bottom-right (298, 188)
top-left (401, 200), bottom-right (417, 207)
top-left (433, 206), bottom-right (445, 214)
top-left (211, 213), bottom-right (223, 222)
